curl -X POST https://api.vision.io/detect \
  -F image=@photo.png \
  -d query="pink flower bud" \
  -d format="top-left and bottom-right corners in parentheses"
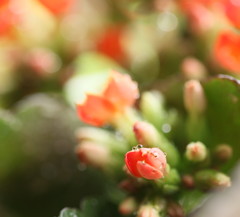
top-left (133, 121), bottom-right (159, 147)
top-left (181, 57), bottom-right (207, 80)
top-left (184, 80), bottom-right (206, 115)
top-left (137, 204), bottom-right (160, 217)
top-left (75, 141), bottom-right (109, 168)
top-left (119, 197), bottom-right (138, 215)
top-left (185, 141), bottom-right (207, 162)
top-left (125, 147), bottom-right (167, 180)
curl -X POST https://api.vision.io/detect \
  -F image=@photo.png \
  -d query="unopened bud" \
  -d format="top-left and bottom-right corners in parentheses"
top-left (181, 57), bottom-right (207, 81)
top-left (195, 170), bottom-right (231, 189)
top-left (133, 121), bottom-right (180, 167)
top-left (133, 121), bottom-right (159, 147)
top-left (26, 48), bottom-right (61, 77)
top-left (140, 91), bottom-right (167, 129)
top-left (184, 80), bottom-right (206, 115)
top-left (185, 141), bottom-right (207, 162)
top-left (119, 197), bottom-right (138, 215)
top-left (166, 202), bottom-right (184, 217)
top-left (137, 204), bottom-right (160, 217)
top-left (214, 144), bottom-right (232, 162)
top-left (182, 174), bottom-right (195, 188)
top-left (75, 141), bottom-right (109, 168)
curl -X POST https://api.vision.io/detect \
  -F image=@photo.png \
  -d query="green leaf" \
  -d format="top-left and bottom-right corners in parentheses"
top-left (179, 190), bottom-right (206, 214)
top-left (203, 75), bottom-right (240, 170)
top-left (0, 110), bottom-right (23, 180)
top-left (59, 208), bottom-right (82, 217)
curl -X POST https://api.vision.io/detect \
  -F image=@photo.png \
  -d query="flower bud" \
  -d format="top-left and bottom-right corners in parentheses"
top-left (133, 121), bottom-right (159, 147)
top-left (184, 80), bottom-right (206, 115)
top-left (214, 144), bottom-right (232, 162)
top-left (182, 174), bottom-right (195, 188)
top-left (166, 202), bottom-right (184, 217)
top-left (185, 141), bottom-right (207, 162)
top-left (133, 121), bottom-right (180, 167)
top-left (119, 197), bottom-right (138, 215)
top-left (140, 91), bottom-right (167, 129)
top-left (125, 147), bottom-right (167, 180)
top-left (181, 57), bottom-right (207, 81)
top-left (137, 204), bottom-right (160, 217)
top-left (75, 141), bottom-right (109, 168)
top-left (195, 170), bottom-right (231, 189)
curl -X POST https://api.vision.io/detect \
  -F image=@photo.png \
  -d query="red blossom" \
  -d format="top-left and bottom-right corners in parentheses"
top-left (0, 1), bottom-right (20, 37)
top-left (214, 31), bottom-right (240, 73)
top-left (223, 0), bottom-right (240, 28)
top-left (125, 147), bottom-right (167, 180)
top-left (37, 0), bottom-right (75, 15)
top-left (96, 26), bottom-right (126, 63)
top-left (76, 71), bottom-right (139, 126)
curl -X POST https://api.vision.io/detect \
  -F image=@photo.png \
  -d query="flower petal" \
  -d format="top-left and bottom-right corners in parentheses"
top-left (143, 148), bottom-right (167, 171)
top-left (136, 161), bottom-right (164, 180)
top-left (76, 94), bottom-right (115, 126)
top-left (125, 150), bottom-right (142, 177)
top-left (214, 31), bottom-right (240, 73)
top-left (104, 71), bottom-right (139, 111)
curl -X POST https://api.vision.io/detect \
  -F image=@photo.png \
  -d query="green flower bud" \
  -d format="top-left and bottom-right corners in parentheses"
top-left (195, 169), bottom-right (231, 189)
top-left (185, 141), bottom-right (207, 162)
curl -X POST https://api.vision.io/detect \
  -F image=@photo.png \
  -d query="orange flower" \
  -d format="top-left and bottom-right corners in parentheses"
top-left (37, 0), bottom-right (75, 15)
top-left (214, 31), bottom-right (240, 73)
top-left (223, 0), bottom-right (240, 28)
top-left (96, 26), bottom-right (126, 63)
top-left (76, 71), bottom-right (139, 126)
top-left (0, 1), bottom-right (20, 38)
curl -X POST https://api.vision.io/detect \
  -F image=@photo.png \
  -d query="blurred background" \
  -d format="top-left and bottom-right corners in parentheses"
top-left (0, 0), bottom-right (240, 217)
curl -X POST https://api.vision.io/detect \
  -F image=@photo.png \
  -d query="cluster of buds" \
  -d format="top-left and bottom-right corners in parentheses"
top-left (75, 70), bottom-right (232, 217)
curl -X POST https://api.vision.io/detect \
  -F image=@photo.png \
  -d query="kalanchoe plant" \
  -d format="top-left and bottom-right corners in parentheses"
top-left (62, 70), bottom-right (237, 217)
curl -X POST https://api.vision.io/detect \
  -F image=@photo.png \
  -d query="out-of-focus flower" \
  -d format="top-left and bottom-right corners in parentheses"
top-left (223, 0), bottom-right (240, 28)
top-left (75, 141), bottom-right (110, 168)
top-left (179, 0), bottom-right (215, 34)
top-left (137, 204), bottom-right (160, 217)
top-left (133, 121), bottom-right (159, 147)
top-left (76, 71), bottom-right (139, 126)
top-left (214, 144), bottom-right (232, 162)
top-left (179, 0), bottom-right (224, 34)
top-left (185, 141), bottom-right (207, 162)
top-left (96, 26), bottom-right (126, 63)
top-left (0, 1), bottom-right (20, 38)
top-left (181, 57), bottom-right (207, 80)
top-left (195, 169), bottom-right (231, 188)
top-left (26, 48), bottom-right (61, 77)
top-left (184, 80), bottom-right (206, 116)
top-left (119, 197), bottom-right (138, 215)
top-left (214, 31), bottom-right (240, 74)
top-left (37, 0), bottom-right (75, 15)
top-left (125, 147), bottom-right (167, 180)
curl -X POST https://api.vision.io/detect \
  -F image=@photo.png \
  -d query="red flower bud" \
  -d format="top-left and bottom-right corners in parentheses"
top-left (125, 147), bottom-right (167, 180)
